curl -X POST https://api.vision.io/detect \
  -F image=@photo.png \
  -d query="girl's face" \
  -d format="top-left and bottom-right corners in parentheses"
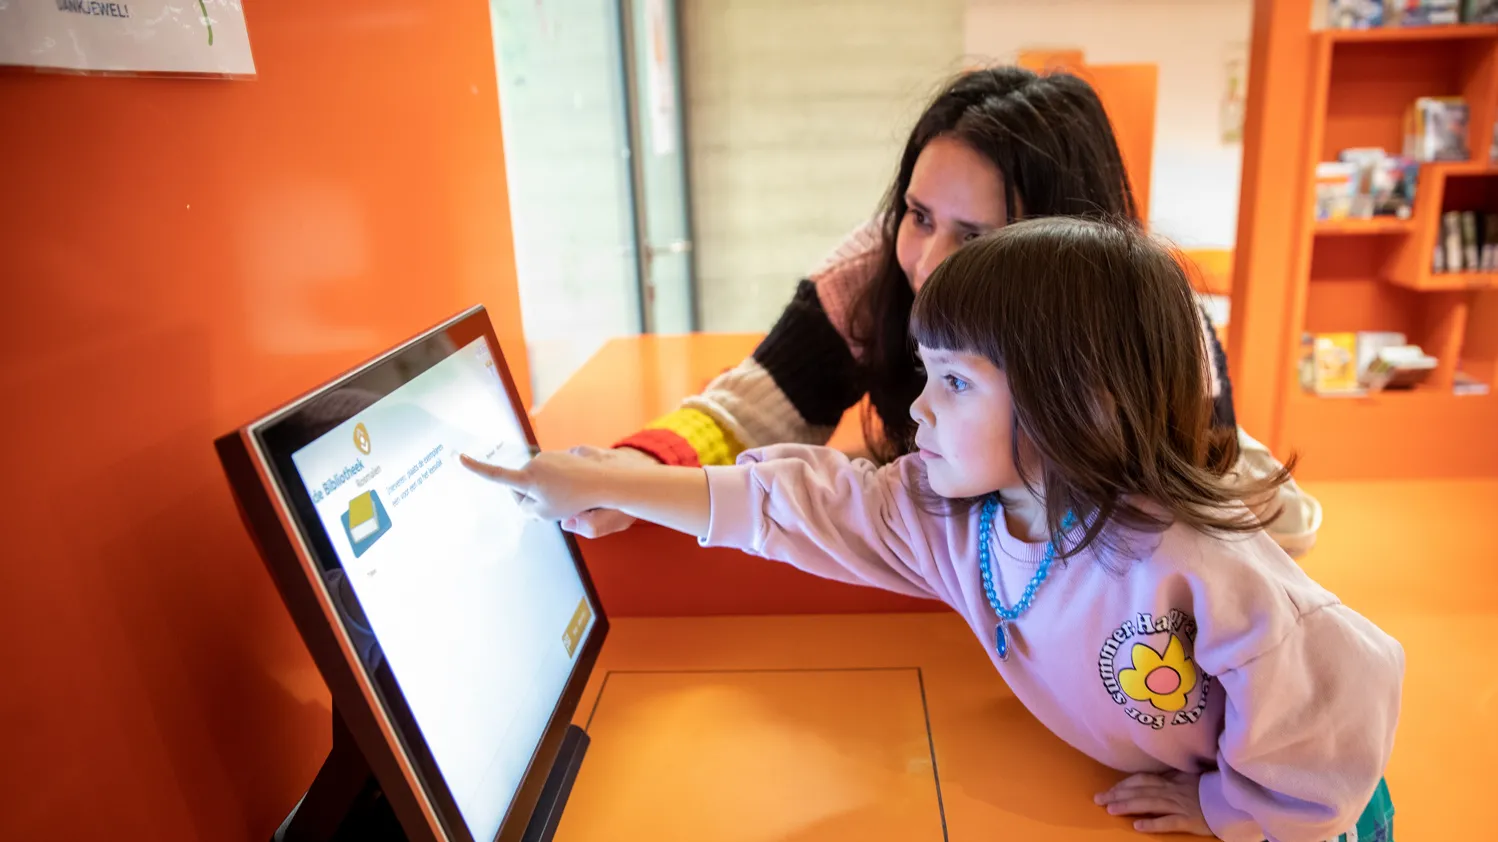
top-left (896, 136), bottom-right (1009, 292)
top-left (909, 344), bottom-right (1025, 499)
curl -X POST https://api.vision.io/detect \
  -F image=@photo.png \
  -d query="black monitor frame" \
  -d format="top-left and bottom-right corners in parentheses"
top-left (215, 305), bottom-right (608, 842)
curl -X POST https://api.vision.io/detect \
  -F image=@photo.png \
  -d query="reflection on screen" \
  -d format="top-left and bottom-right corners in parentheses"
top-left (289, 338), bottom-right (595, 840)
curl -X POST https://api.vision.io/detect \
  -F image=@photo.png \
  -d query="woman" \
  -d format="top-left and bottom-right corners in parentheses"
top-left (572, 66), bottom-right (1320, 555)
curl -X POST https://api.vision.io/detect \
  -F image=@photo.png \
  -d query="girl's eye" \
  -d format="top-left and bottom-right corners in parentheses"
top-left (963, 230), bottom-right (983, 243)
top-left (944, 374), bottom-right (970, 393)
top-left (911, 209), bottom-right (932, 229)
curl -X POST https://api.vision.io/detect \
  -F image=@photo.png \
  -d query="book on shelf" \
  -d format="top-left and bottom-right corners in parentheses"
top-left (1312, 333), bottom-right (1361, 395)
top-left (1389, 0), bottom-right (1462, 25)
top-left (1316, 162), bottom-right (1359, 220)
top-left (1357, 331), bottom-right (1409, 376)
top-left (1404, 97), bottom-right (1469, 162)
top-left (1303, 331), bottom-right (1440, 394)
top-left (1363, 345), bottom-right (1438, 390)
top-left (1330, 0), bottom-right (1498, 27)
top-left (1443, 210), bottom-right (1464, 270)
top-left (1484, 215), bottom-right (1498, 270)
top-left (1463, 211), bottom-right (1481, 269)
top-left (1465, 0), bottom-right (1498, 22)
top-left (1316, 149), bottom-right (1416, 220)
top-left (1329, 0), bottom-right (1385, 27)
top-left (1433, 211), bottom-right (1498, 273)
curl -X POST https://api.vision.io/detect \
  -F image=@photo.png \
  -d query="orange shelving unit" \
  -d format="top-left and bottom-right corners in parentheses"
top-left (1268, 23), bottom-right (1498, 479)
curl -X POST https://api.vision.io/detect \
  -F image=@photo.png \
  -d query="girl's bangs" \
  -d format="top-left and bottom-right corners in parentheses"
top-left (908, 245), bottom-right (1013, 369)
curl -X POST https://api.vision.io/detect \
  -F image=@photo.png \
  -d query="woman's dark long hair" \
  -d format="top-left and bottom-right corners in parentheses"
top-left (853, 66), bottom-right (1139, 462)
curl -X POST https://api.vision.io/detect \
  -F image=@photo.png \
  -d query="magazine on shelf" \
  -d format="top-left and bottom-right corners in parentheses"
top-left (1404, 97), bottom-right (1469, 163)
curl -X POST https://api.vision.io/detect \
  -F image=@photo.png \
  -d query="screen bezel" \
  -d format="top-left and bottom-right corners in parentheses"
top-left (234, 306), bottom-right (608, 842)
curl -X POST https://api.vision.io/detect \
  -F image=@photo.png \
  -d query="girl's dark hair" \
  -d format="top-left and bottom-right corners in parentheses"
top-left (853, 66), bottom-right (1139, 461)
top-left (910, 217), bottom-right (1293, 556)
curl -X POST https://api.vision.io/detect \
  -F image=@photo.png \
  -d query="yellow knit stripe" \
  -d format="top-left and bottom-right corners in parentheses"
top-left (646, 407), bottom-right (743, 467)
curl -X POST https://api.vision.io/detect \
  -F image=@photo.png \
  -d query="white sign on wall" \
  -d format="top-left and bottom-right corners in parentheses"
top-left (0, 0), bottom-right (254, 77)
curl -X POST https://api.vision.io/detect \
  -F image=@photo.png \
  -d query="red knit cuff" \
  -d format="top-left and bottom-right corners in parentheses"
top-left (614, 429), bottom-right (702, 468)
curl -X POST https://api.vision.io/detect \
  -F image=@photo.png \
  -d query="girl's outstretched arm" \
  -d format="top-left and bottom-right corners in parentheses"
top-left (467, 444), bottom-right (946, 604)
top-left (460, 449), bottom-right (711, 537)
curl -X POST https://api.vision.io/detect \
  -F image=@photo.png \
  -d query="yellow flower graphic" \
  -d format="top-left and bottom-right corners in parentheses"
top-left (1118, 635), bottom-right (1198, 712)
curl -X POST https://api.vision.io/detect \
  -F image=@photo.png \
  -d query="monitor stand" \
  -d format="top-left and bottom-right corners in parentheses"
top-left (272, 706), bottom-right (589, 842)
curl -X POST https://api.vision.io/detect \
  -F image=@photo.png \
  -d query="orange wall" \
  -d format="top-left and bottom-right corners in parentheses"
top-left (0, 4), bottom-right (525, 839)
top-left (1086, 62), bottom-right (1158, 223)
top-left (1014, 49), bottom-right (1157, 222)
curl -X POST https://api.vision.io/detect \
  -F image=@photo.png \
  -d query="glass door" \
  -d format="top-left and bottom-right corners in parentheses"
top-left (489, 0), bottom-right (648, 404)
top-left (621, 0), bottom-right (697, 334)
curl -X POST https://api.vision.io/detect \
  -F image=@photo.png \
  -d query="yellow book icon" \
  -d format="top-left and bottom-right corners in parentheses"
top-left (341, 490), bottom-right (391, 556)
top-left (347, 492), bottom-right (378, 542)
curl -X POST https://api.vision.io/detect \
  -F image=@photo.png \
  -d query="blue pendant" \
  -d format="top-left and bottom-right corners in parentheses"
top-left (977, 497), bottom-right (1076, 665)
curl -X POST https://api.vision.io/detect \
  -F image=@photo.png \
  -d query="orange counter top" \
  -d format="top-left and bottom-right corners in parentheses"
top-left (532, 334), bottom-right (940, 618)
top-left (557, 612), bottom-right (1130, 841)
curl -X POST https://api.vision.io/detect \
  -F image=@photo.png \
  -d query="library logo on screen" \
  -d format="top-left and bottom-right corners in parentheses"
top-left (353, 422), bottom-right (372, 455)
top-left (341, 490), bottom-right (392, 558)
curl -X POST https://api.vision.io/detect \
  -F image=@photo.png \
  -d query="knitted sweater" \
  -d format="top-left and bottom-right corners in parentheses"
top-left (617, 220), bottom-right (1322, 556)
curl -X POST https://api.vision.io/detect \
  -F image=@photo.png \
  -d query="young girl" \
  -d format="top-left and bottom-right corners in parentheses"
top-left (464, 218), bottom-right (1402, 841)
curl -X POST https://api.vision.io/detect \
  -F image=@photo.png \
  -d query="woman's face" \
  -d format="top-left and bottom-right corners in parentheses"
top-left (896, 136), bottom-right (1009, 292)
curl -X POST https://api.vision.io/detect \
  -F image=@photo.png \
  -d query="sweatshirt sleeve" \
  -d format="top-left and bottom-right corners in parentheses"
top-left (699, 445), bottom-right (946, 602)
top-left (1197, 603), bottom-right (1404, 842)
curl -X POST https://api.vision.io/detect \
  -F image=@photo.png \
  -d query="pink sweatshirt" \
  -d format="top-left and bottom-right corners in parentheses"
top-left (701, 446), bottom-right (1404, 842)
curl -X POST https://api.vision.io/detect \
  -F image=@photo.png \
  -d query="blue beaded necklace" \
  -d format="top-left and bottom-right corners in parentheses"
top-left (977, 495), bottom-right (1076, 661)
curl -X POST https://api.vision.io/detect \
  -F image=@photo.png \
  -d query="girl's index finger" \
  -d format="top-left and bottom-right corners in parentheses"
top-left (460, 453), bottom-right (527, 489)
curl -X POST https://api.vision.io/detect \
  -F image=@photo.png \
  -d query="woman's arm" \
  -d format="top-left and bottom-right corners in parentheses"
top-left (566, 279), bottom-right (867, 538)
top-left (568, 225), bottom-right (884, 539)
top-left (1198, 303), bottom-right (1324, 557)
top-left (618, 279), bottom-right (868, 467)
top-left (617, 223), bottom-right (883, 469)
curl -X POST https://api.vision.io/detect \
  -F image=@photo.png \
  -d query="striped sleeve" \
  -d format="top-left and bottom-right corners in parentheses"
top-left (616, 407), bottom-right (741, 468)
top-left (616, 279), bottom-right (866, 465)
top-left (616, 222), bottom-right (882, 467)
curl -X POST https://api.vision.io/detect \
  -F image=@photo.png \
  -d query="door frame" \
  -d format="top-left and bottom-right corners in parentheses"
top-left (616, 0), bottom-right (699, 334)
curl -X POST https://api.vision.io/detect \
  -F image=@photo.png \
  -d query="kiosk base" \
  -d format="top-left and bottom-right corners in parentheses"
top-left (272, 707), bottom-right (589, 842)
